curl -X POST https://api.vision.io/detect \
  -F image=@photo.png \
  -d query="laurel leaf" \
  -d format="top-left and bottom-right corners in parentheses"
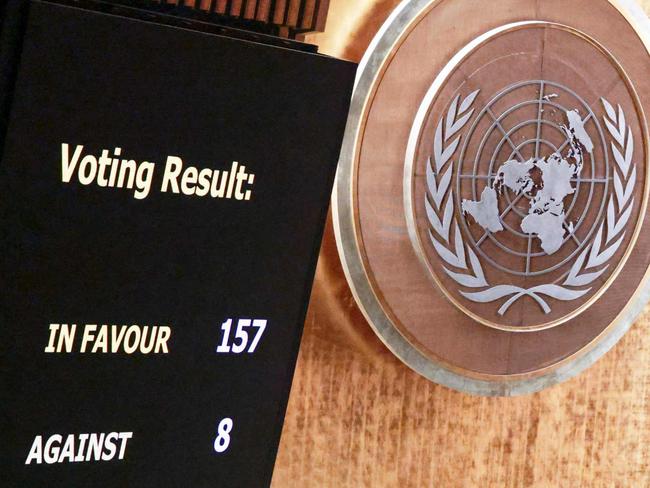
top-left (614, 172), bottom-right (625, 209)
top-left (563, 266), bottom-right (609, 287)
top-left (564, 247), bottom-right (590, 286)
top-left (609, 203), bottom-right (633, 244)
top-left (445, 95), bottom-right (459, 141)
top-left (425, 198), bottom-right (446, 242)
top-left (448, 110), bottom-right (475, 139)
top-left (587, 224), bottom-right (604, 268)
top-left (618, 104), bottom-right (626, 136)
top-left (454, 223), bottom-right (466, 269)
top-left (625, 127), bottom-right (634, 178)
top-left (444, 267), bottom-right (487, 288)
top-left (442, 196), bottom-right (453, 237)
top-left (430, 230), bottom-right (464, 268)
top-left (460, 90), bottom-right (480, 114)
top-left (461, 285), bottom-right (522, 302)
top-left (530, 284), bottom-right (591, 301)
top-left (622, 166), bottom-right (637, 207)
top-left (604, 118), bottom-right (624, 147)
top-left (589, 233), bottom-right (625, 268)
top-left (499, 291), bottom-right (550, 315)
top-left (612, 143), bottom-right (631, 176)
top-left (613, 165), bottom-right (635, 210)
top-left (434, 166), bottom-right (452, 209)
top-left (426, 155), bottom-right (436, 193)
top-left (606, 198), bottom-right (616, 242)
top-left (437, 137), bottom-right (460, 171)
top-left (433, 121), bottom-right (444, 171)
top-left (426, 156), bottom-right (448, 209)
top-left (467, 247), bottom-right (487, 286)
top-left (602, 98), bottom-right (617, 122)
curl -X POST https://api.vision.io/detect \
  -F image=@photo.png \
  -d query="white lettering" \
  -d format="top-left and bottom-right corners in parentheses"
top-left (61, 143), bottom-right (83, 183)
top-left (60, 144), bottom-right (256, 201)
top-left (25, 433), bottom-right (134, 465)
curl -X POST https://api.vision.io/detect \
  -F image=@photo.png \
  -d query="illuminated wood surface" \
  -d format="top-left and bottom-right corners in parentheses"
top-left (156, 0), bottom-right (329, 37)
top-left (273, 1), bottom-right (650, 486)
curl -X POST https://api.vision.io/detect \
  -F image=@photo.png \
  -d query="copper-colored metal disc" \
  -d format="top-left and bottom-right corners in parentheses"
top-left (334, 0), bottom-right (650, 395)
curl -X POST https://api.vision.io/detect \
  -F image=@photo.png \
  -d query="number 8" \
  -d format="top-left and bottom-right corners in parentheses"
top-left (213, 418), bottom-right (233, 453)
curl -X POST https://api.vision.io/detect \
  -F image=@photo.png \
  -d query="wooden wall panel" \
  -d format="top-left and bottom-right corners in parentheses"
top-left (273, 1), bottom-right (650, 486)
top-left (155, 0), bottom-right (327, 37)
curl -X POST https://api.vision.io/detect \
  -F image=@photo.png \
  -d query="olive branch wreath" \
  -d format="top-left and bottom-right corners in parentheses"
top-left (425, 92), bottom-right (636, 316)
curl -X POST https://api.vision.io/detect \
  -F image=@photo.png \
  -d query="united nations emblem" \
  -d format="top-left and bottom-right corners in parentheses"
top-left (335, 0), bottom-right (650, 394)
top-left (404, 22), bottom-right (646, 332)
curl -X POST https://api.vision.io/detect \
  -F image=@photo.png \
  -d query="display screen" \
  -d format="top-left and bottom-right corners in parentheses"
top-left (0, 2), bottom-right (355, 486)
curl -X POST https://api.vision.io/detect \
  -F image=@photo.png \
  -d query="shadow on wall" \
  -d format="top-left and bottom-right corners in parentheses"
top-left (302, 0), bottom-right (403, 364)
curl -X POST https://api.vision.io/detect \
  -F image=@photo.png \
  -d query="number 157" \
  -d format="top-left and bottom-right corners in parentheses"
top-left (216, 319), bottom-right (267, 354)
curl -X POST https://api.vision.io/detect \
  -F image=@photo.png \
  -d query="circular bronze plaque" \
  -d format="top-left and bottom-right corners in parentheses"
top-left (334, 0), bottom-right (650, 395)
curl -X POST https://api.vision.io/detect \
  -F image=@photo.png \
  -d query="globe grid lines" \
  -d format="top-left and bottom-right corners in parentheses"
top-left (491, 109), bottom-right (593, 220)
top-left (455, 80), bottom-right (611, 278)
top-left (467, 84), bottom-right (599, 263)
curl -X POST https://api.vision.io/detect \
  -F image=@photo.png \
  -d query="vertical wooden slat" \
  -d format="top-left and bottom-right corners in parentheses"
top-left (243, 0), bottom-right (257, 19)
top-left (285, 0), bottom-right (300, 27)
top-left (299, 0), bottom-right (317, 30)
top-left (272, 0), bottom-right (288, 25)
top-left (312, 0), bottom-right (329, 32)
top-left (230, 0), bottom-right (243, 16)
top-left (126, 0), bottom-right (331, 37)
top-left (215, 0), bottom-right (229, 14)
top-left (199, 0), bottom-right (213, 11)
top-left (255, 0), bottom-right (271, 22)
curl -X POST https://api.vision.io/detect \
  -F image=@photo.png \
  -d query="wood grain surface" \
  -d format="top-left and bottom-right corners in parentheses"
top-left (272, 1), bottom-right (650, 486)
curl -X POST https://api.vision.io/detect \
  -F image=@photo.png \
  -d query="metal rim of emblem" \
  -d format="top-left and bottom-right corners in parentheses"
top-left (333, 0), bottom-right (650, 396)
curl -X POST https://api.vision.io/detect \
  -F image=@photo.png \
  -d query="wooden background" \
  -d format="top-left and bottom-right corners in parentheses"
top-left (272, 1), bottom-right (650, 486)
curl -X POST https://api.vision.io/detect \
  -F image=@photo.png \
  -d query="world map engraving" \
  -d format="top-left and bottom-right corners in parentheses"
top-left (462, 109), bottom-right (594, 255)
